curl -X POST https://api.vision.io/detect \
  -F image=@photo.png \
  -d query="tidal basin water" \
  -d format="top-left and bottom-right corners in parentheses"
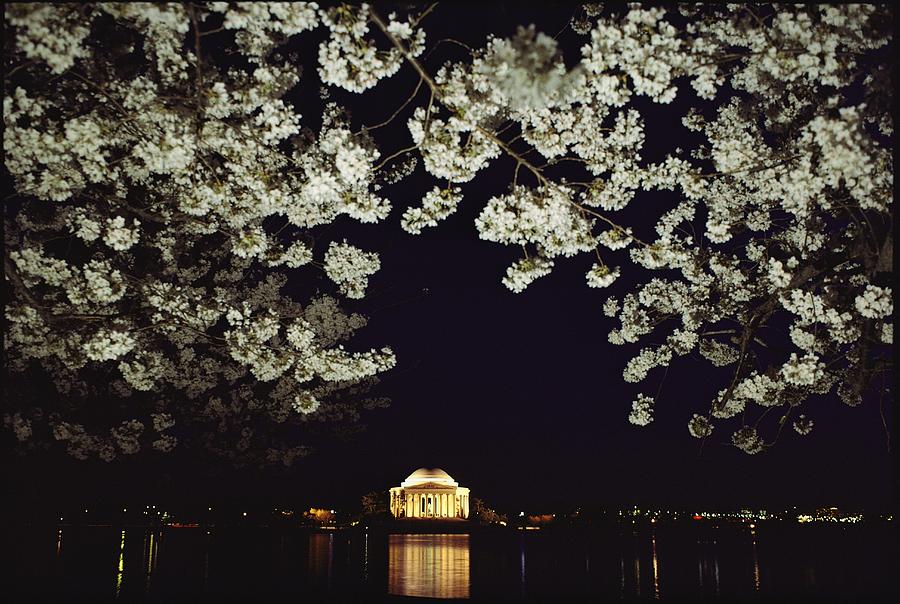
top-left (6, 523), bottom-right (895, 601)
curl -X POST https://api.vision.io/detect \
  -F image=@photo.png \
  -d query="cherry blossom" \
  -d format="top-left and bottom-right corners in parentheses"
top-left (3, 3), bottom-right (892, 463)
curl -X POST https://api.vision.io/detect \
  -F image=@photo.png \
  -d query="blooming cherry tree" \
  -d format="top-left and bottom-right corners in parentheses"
top-left (4, 2), bottom-right (400, 465)
top-left (4, 3), bottom-right (893, 461)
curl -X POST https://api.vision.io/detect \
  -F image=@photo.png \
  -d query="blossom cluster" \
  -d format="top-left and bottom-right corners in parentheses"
top-left (3, 2), bottom-right (400, 465)
top-left (395, 4), bottom-right (892, 452)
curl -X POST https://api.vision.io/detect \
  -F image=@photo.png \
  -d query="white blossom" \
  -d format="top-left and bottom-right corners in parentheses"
top-left (732, 427), bottom-right (765, 454)
top-left (84, 329), bottom-right (136, 362)
top-left (793, 415), bottom-right (814, 436)
top-left (502, 257), bottom-right (554, 293)
top-left (687, 414), bottom-right (713, 439)
top-left (628, 394), bottom-right (654, 426)
top-left (854, 285), bottom-right (892, 319)
top-left (292, 392), bottom-right (321, 415)
top-left (401, 187), bottom-right (463, 234)
top-left (102, 217), bottom-right (141, 251)
top-left (780, 353), bottom-right (826, 387)
top-left (586, 263), bottom-right (620, 288)
top-left (323, 241), bottom-right (381, 299)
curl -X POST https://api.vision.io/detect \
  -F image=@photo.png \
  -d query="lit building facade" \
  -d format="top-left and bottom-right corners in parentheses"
top-left (390, 468), bottom-right (470, 519)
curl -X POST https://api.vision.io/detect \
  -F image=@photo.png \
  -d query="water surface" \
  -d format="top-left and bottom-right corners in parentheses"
top-left (5, 523), bottom-right (895, 601)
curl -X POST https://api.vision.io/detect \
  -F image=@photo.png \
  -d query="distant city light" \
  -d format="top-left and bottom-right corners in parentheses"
top-left (242, 512), bottom-right (247, 517)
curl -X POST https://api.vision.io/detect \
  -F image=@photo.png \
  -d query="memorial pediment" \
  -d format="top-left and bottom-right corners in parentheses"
top-left (404, 481), bottom-right (457, 490)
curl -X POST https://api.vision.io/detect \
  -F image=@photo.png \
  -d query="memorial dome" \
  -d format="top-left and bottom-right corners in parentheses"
top-left (401, 467), bottom-right (458, 487)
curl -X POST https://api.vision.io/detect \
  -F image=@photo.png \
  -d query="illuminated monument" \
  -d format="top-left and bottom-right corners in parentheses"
top-left (390, 468), bottom-right (470, 519)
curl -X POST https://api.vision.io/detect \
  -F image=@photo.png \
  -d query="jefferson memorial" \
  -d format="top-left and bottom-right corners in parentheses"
top-left (390, 468), bottom-right (470, 519)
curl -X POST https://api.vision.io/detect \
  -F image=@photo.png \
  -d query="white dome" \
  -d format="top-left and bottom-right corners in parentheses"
top-left (401, 467), bottom-right (458, 487)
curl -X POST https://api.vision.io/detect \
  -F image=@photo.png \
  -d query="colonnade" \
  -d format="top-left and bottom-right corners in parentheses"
top-left (390, 489), bottom-right (469, 519)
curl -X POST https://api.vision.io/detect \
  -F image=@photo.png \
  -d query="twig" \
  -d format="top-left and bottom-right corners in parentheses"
top-left (361, 76), bottom-right (424, 132)
top-left (369, 6), bottom-right (648, 248)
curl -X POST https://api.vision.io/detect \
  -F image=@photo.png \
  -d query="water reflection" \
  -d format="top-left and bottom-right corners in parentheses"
top-left (388, 534), bottom-right (470, 599)
top-left (308, 533), bottom-right (334, 587)
top-left (21, 524), bottom-right (890, 602)
top-left (203, 531), bottom-right (210, 585)
top-left (115, 530), bottom-right (125, 597)
top-left (651, 531), bottom-right (660, 599)
top-left (751, 530), bottom-right (760, 591)
top-left (144, 530), bottom-right (160, 593)
top-left (697, 537), bottom-right (720, 596)
top-left (634, 553), bottom-right (641, 597)
top-left (519, 536), bottom-right (525, 598)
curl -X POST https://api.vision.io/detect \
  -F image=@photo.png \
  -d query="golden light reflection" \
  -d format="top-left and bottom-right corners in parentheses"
top-left (751, 532), bottom-right (760, 591)
top-left (651, 532), bottom-right (660, 599)
top-left (308, 533), bottom-right (334, 587)
top-left (56, 529), bottom-right (63, 558)
top-left (634, 553), bottom-right (641, 597)
top-left (115, 530), bottom-right (125, 597)
top-left (388, 534), bottom-right (470, 599)
top-left (144, 530), bottom-right (159, 593)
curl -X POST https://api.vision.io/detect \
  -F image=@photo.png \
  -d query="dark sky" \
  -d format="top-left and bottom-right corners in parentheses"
top-left (305, 159), bottom-right (894, 513)
top-left (4, 3), bottom-right (894, 515)
top-left (286, 3), bottom-right (894, 512)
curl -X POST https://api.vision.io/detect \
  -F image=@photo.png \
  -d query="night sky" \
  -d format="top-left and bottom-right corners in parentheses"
top-left (3, 3), bottom-right (894, 516)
